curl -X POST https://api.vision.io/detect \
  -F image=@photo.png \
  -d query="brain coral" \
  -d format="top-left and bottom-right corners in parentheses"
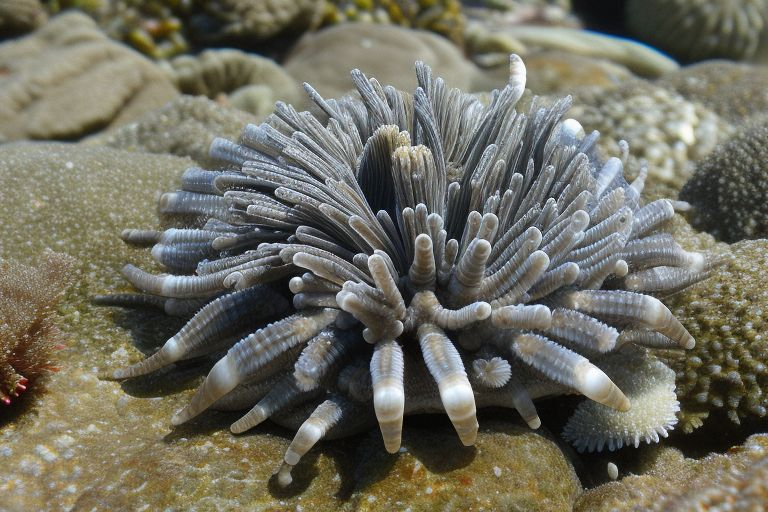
top-left (664, 239), bottom-right (768, 431)
top-left (679, 117), bottom-right (768, 242)
top-left (98, 55), bottom-right (714, 485)
top-left (625, 0), bottom-right (768, 63)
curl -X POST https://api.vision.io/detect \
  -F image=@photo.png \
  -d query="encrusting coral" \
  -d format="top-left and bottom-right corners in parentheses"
top-left (97, 55), bottom-right (716, 485)
top-left (663, 240), bottom-right (768, 432)
top-left (658, 60), bottom-right (768, 124)
top-left (0, 251), bottom-right (76, 405)
top-left (679, 116), bottom-right (768, 243)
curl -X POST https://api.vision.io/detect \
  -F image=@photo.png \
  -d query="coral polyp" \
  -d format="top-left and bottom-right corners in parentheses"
top-left (98, 55), bottom-right (714, 485)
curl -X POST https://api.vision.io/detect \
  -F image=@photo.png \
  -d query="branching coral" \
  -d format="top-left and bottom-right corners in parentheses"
top-left (0, 251), bottom-right (76, 405)
top-left (98, 55), bottom-right (714, 485)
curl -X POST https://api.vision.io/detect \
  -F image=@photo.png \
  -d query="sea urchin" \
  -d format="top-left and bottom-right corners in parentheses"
top-left (97, 55), bottom-right (715, 486)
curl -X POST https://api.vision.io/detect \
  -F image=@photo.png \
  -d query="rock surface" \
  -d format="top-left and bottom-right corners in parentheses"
top-left (92, 95), bottom-right (260, 166)
top-left (0, 12), bottom-right (178, 141)
top-left (283, 23), bottom-right (498, 104)
top-left (574, 434), bottom-right (768, 511)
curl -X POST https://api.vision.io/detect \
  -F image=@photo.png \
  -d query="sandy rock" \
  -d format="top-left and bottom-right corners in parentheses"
top-left (283, 23), bottom-right (497, 104)
top-left (92, 95), bottom-right (260, 166)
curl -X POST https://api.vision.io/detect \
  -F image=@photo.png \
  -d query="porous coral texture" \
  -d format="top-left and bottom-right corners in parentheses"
top-left (665, 240), bottom-right (768, 432)
top-left (569, 80), bottom-right (733, 195)
top-left (0, 251), bottom-right (76, 405)
top-left (99, 55), bottom-right (714, 485)
top-left (658, 60), bottom-right (768, 124)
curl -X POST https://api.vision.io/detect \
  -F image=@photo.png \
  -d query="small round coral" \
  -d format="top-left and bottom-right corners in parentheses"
top-left (563, 348), bottom-right (680, 452)
top-left (98, 55), bottom-right (714, 486)
top-left (625, 0), bottom-right (768, 63)
top-left (680, 117), bottom-right (768, 243)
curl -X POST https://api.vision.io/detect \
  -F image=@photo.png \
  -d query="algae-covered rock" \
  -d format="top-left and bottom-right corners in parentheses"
top-left (0, 12), bottom-right (178, 141)
top-left (350, 419), bottom-right (582, 511)
top-left (625, 0), bottom-right (768, 64)
top-left (679, 117), bottom-right (768, 242)
top-left (664, 240), bottom-right (768, 432)
top-left (187, 0), bottom-right (324, 44)
top-left (465, 24), bottom-right (679, 79)
top-left (0, 0), bottom-right (46, 36)
top-left (93, 95), bottom-right (260, 166)
top-left (283, 23), bottom-right (495, 103)
top-left (574, 434), bottom-right (768, 511)
top-left (521, 51), bottom-right (634, 94)
top-left (322, 0), bottom-right (465, 46)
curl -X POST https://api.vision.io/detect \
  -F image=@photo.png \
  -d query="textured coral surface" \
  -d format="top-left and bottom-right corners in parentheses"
top-left (667, 240), bottom-right (768, 431)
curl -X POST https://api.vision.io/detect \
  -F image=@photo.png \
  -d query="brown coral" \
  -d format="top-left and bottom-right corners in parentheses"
top-left (0, 251), bottom-right (76, 405)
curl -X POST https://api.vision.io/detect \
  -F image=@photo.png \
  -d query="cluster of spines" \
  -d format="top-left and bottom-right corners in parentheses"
top-left (95, 55), bottom-right (716, 486)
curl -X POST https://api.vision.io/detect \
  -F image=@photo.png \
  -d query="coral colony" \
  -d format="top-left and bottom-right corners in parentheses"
top-left (97, 55), bottom-right (715, 486)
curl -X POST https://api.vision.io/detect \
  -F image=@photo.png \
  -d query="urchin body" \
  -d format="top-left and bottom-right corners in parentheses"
top-left (98, 56), bottom-right (713, 485)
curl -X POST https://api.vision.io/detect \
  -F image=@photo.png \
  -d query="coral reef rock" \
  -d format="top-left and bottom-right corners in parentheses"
top-left (166, 49), bottom-right (303, 117)
top-left (574, 434), bottom-right (768, 511)
top-left (0, 12), bottom-right (178, 141)
top-left (349, 419), bottom-right (582, 511)
top-left (657, 60), bottom-right (768, 124)
top-left (0, 0), bottom-right (46, 36)
top-left (94, 95), bottom-right (261, 166)
top-left (569, 79), bottom-right (733, 194)
top-left (680, 117), bottom-right (768, 242)
top-left (283, 22), bottom-right (494, 102)
top-left (187, 0), bottom-right (324, 44)
top-left (665, 239), bottom-right (768, 431)
top-left (464, 24), bottom-right (679, 78)
top-left (322, 0), bottom-right (465, 45)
